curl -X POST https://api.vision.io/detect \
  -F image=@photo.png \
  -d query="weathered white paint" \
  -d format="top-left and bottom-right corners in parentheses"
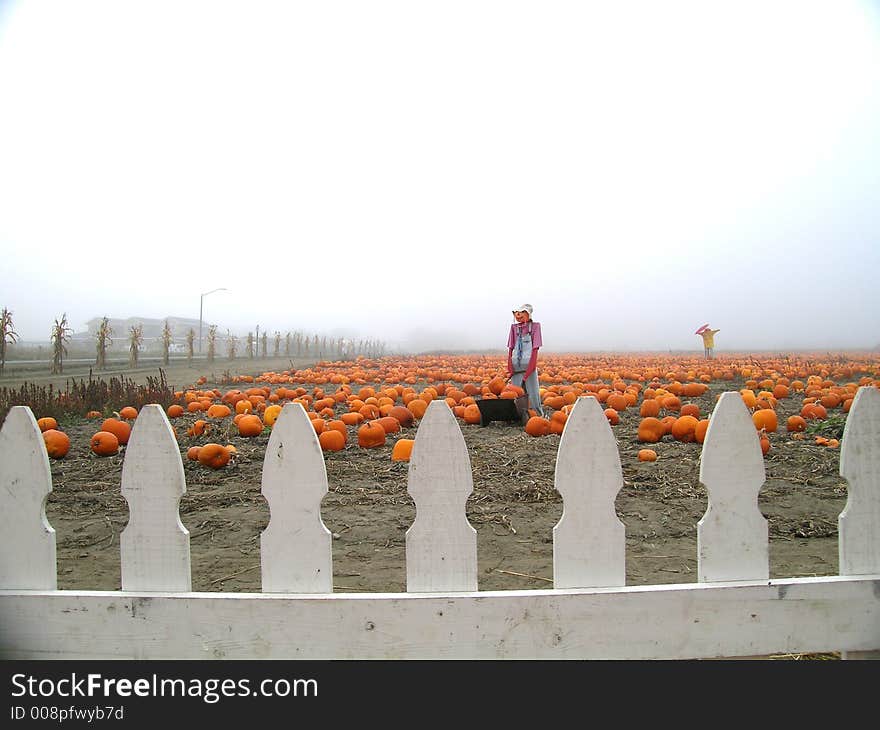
top-left (698, 392), bottom-right (768, 582)
top-left (1, 575), bottom-right (877, 659)
top-left (0, 406), bottom-right (56, 590)
top-left (553, 396), bottom-right (625, 588)
top-left (120, 405), bottom-right (191, 592)
top-left (406, 399), bottom-right (477, 592)
top-left (260, 403), bottom-right (332, 593)
top-left (839, 386), bottom-right (880, 576)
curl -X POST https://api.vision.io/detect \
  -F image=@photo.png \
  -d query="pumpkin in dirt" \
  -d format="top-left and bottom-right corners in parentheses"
top-left (90, 431), bottom-right (119, 456)
top-left (167, 404), bottom-right (184, 418)
top-left (786, 415), bottom-right (807, 432)
top-left (752, 408), bottom-right (778, 433)
top-left (206, 403), bottom-right (232, 419)
top-left (357, 421), bottom-right (386, 448)
top-left (637, 417), bottom-right (665, 443)
top-left (391, 438), bottom-right (415, 461)
top-left (186, 446), bottom-right (202, 461)
top-left (187, 419), bottom-right (209, 437)
top-left (524, 416), bottom-right (551, 437)
top-left (42, 429), bottom-right (70, 459)
top-left (262, 404), bottom-right (283, 427)
top-left (462, 404), bottom-right (481, 425)
top-left (376, 416), bottom-right (401, 434)
top-left (197, 443), bottom-right (231, 469)
top-left (387, 405), bottom-right (414, 428)
top-left (694, 418), bottom-right (710, 444)
top-left (319, 429), bottom-right (346, 452)
top-left (118, 406), bottom-right (138, 420)
top-left (671, 415), bottom-right (699, 442)
top-left (37, 417), bottom-right (58, 432)
top-left (100, 418), bottom-right (131, 445)
top-left (237, 414), bottom-right (264, 437)
top-left (639, 399), bottom-right (661, 417)
top-left (638, 448), bottom-right (657, 462)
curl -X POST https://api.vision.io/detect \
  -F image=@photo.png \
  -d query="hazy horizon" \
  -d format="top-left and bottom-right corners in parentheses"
top-left (1, 2), bottom-right (878, 354)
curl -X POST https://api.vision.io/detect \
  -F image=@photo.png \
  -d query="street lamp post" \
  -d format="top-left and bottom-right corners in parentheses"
top-left (199, 288), bottom-right (228, 354)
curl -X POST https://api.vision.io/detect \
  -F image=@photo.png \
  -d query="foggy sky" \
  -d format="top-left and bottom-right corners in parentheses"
top-left (1, 1), bottom-right (878, 354)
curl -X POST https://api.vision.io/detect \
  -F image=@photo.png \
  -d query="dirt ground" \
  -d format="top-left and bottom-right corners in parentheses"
top-left (39, 374), bottom-right (848, 603)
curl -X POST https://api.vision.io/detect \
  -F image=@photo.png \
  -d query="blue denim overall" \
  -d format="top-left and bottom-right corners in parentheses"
top-left (509, 323), bottom-right (544, 416)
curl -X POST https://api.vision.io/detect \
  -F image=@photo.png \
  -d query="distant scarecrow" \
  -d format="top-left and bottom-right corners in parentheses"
top-left (695, 324), bottom-right (720, 359)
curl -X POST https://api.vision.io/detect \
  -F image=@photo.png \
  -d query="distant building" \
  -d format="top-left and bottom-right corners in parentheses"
top-left (75, 316), bottom-right (204, 347)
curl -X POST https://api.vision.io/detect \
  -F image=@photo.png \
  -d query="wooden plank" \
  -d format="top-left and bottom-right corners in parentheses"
top-left (553, 395), bottom-right (625, 588)
top-left (839, 385), bottom-right (880, 576)
top-left (406, 399), bottom-right (477, 592)
top-left (0, 406), bottom-right (56, 590)
top-left (260, 403), bottom-right (332, 593)
top-left (120, 404), bottom-right (191, 592)
top-left (698, 391), bottom-right (768, 582)
top-left (1, 575), bottom-right (877, 659)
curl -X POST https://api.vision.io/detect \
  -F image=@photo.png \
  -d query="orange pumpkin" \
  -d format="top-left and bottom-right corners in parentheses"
top-left (786, 415), bottom-right (807, 432)
top-left (237, 414), bottom-right (264, 437)
top-left (42, 429), bottom-right (70, 459)
top-left (197, 443), bottom-right (231, 469)
top-left (377, 416), bottom-right (401, 434)
top-left (670, 415), bottom-right (699, 443)
top-left (186, 446), bottom-right (202, 461)
top-left (118, 406), bottom-right (138, 420)
top-left (462, 404), bottom-right (481, 425)
top-left (387, 405), bottom-right (415, 428)
top-left (357, 421), bottom-right (387, 448)
top-left (90, 431), bottom-right (119, 456)
top-left (637, 417), bottom-right (665, 443)
top-left (752, 408), bottom-right (778, 433)
top-left (319, 429), bottom-right (346, 452)
top-left (679, 403), bottom-right (700, 419)
top-left (37, 417), bottom-right (58, 432)
top-left (638, 448), bottom-right (657, 462)
top-left (100, 418), bottom-right (131, 445)
top-left (391, 438), bottom-right (415, 462)
top-left (262, 404), bottom-right (283, 427)
top-left (524, 416), bottom-right (551, 437)
top-left (167, 404), bottom-right (184, 418)
top-left (207, 403), bottom-right (232, 419)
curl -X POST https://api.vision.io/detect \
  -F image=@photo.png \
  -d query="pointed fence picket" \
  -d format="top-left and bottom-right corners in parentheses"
top-left (120, 404), bottom-right (191, 592)
top-left (260, 402), bottom-right (333, 593)
top-left (0, 388), bottom-right (878, 659)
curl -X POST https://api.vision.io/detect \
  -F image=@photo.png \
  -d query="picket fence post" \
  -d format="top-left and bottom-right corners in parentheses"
top-left (553, 395), bottom-right (626, 588)
top-left (406, 399), bottom-right (477, 592)
top-left (120, 404), bottom-right (192, 591)
top-left (838, 385), bottom-right (880, 659)
top-left (260, 402), bottom-right (333, 593)
top-left (0, 406), bottom-right (57, 590)
top-left (697, 391), bottom-right (768, 582)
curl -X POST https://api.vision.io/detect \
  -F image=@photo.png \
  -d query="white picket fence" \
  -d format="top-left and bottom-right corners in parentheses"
top-left (1, 388), bottom-right (878, 660)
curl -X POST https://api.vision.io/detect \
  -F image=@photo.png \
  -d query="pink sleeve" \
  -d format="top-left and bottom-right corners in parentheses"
top-left (507, 324), bottom-right (516, 350)
top-left (530, 322), bottom-right (542, 348)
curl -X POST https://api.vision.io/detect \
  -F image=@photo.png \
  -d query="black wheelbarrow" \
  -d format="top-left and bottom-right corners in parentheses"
top-left (475, 392), bottom-right (531, 426)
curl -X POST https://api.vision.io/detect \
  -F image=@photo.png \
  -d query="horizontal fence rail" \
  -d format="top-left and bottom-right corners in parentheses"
top-left (1, 388), bottom-right (878, 659)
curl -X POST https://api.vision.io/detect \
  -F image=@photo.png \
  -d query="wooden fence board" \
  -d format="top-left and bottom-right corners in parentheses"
top-left (698, 392), bottom-right (768, 582)
top-left (0, 406), bottom-right (56, 590)
top-left (406, 399), bottom-right (477, 592)
top-left (260, 403), bottom-right (332, 593)
top-left (120, 405), bottom-right (191, 591)
top-left (553, 395), bottom-right (625, 588)
top-left (1, 576), bottom-right (877, 659)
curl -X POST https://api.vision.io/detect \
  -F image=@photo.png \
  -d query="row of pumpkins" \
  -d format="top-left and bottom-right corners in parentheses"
top-left (34, 372), bottom-right (851, 470)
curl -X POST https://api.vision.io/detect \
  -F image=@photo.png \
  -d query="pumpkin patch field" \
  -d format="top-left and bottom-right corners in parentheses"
top-left (16, 352), bottom-right (879, 600)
